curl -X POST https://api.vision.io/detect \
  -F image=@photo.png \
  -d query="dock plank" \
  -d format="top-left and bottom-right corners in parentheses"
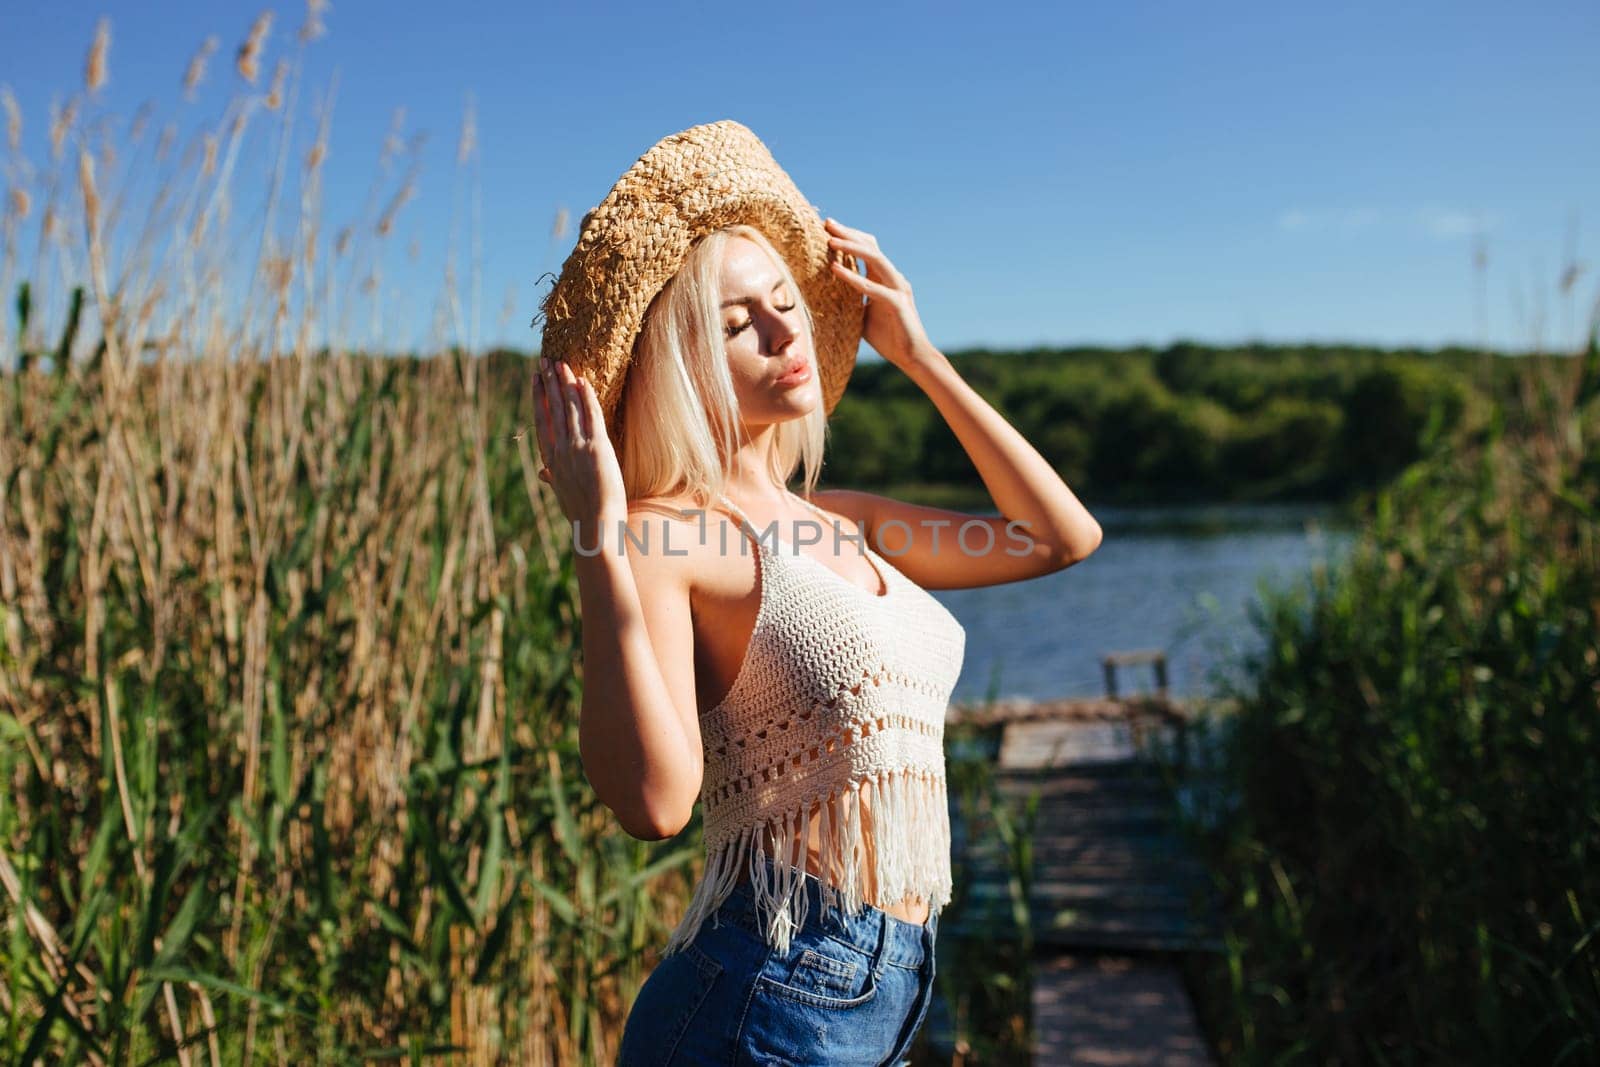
top-left (1033, 954), bottom-right (1214, 1065)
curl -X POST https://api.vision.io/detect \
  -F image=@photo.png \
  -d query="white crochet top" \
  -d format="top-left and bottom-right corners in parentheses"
top-left (661, 492), bottom-right (967, 958)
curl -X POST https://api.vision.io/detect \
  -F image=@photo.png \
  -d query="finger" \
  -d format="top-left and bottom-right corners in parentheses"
top-left (578, 374), bottom-right (605, 445)
top-left (827, 235), bottom-right (906, 289)
top-left (535, 359), bottom-right (558, 443)
top-left (565, 369), bottom-right (595, 442)
top-left (830, 259), bottom-right (898, 301)
top-left (543, 359), bottom-right (569, 441)
top-left (824, 217), bottom-right (879, 248)
top-left (556, 361), bottom-right (588, 443)
top-left (531, 371), bottom-right (554, 450)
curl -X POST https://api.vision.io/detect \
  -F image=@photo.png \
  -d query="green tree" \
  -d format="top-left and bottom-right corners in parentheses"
top-left (1225, 396), bottom-right (1344, 494)
top-left (1337, 364), bottom-right (1466, 489)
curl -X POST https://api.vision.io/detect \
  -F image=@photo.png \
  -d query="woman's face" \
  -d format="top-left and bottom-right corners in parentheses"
top-left (717, 235), bottom-right (820, 426)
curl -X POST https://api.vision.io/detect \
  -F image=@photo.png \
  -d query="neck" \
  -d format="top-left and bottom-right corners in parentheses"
top-left (722, 423), bottom-right (787, 509)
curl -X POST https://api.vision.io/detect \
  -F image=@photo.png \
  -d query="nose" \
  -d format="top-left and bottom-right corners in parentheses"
top-left (766, 308), bottom-right (799, 354)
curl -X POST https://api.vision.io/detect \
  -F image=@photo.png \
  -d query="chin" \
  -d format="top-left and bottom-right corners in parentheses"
top-left (749, 390), bottom-right (820, 427)
top-left (782, 385), bottom-right (823, 418)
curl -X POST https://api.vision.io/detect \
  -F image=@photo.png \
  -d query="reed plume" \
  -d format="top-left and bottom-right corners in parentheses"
top-left (85, 18), bottom-right (111, 96)
top-left (236, 11), bottom-right (273, 85)
top-left (183, 35), bottom-right (220, 100)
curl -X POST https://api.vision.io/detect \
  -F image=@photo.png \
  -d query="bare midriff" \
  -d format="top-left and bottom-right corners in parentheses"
top-left (741, 789), bottom-right (932, 926)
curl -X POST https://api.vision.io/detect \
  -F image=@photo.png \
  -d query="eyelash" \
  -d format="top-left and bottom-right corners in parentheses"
top-left (726, 303), bottom-right (797, 338)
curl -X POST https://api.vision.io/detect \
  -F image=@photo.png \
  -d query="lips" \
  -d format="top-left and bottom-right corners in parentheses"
top-left (775, 358), bottom-right (811, 385)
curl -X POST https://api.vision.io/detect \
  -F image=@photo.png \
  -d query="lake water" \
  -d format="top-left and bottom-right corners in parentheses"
top-left (927, 502), bottom-right (1360, 703)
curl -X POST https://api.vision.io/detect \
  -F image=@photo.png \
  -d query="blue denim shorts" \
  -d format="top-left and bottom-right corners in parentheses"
top-left (618, 861), bottom-right (939, 1066)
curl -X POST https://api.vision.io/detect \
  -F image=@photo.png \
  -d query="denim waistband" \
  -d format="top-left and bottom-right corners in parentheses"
top-left (714, 859), bottom-right (937, 970)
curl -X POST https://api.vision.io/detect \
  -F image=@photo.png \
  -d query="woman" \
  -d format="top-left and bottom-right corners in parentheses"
top-left (532, 121), bottom-right (1102, 1066)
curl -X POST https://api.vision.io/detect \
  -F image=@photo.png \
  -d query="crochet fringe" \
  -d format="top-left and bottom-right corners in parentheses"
top-left (662, 767), bottom-right (951, 958)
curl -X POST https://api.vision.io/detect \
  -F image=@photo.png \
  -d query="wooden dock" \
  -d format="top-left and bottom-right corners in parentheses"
top-left (939, 693), bottom-right (1219, 1065)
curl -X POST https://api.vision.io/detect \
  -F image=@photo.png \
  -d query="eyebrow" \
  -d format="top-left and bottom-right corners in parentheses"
top-left (720, 279), bottom-right (788, 309)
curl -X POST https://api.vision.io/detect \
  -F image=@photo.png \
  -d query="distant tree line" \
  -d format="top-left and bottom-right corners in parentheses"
top-left (818, 342), bottom-right (1505, 505)
top-left (483, 342), bottom-right (1546, 506)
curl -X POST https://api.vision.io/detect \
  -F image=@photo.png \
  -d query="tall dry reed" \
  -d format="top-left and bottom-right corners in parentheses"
top-left (1, 13), bottom-right (699, 1064)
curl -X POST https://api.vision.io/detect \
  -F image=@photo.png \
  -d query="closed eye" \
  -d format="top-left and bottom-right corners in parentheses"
top-left (726, 302), bottom-right (797, 338)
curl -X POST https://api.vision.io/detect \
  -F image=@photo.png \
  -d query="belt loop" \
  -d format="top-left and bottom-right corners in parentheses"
top-left (872, 901), bottom-right (890, 972)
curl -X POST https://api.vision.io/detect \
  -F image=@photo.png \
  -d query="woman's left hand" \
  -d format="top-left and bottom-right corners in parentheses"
top-left (825, 218), bottom-right (941, 376)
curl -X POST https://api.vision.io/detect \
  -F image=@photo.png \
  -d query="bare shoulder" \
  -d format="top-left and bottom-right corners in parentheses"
top-left (623, 494), bottom-right (745, 589)
top-left (626, 497), bottom-right (688, 531)
top-left (625, 494), bottom-right (707, 557)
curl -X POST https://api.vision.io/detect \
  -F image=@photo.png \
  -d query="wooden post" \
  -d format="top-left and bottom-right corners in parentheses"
top-left (1101, 649), bottom-right (1169, 703)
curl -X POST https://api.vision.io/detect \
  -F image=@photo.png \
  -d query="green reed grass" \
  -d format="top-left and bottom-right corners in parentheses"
top-left (1170, 340), bottom-right (1600, 1064)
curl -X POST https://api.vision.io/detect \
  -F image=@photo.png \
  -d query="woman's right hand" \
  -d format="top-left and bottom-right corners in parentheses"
top-left (532, 355), bottom-right (628, 531)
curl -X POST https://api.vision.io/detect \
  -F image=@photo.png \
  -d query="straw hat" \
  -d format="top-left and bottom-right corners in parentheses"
top-left (537, 120), bottom-right (865, 441)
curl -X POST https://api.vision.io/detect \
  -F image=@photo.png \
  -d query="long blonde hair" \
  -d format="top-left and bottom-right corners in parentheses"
top-left (615, 224), bottom-right (827, 506)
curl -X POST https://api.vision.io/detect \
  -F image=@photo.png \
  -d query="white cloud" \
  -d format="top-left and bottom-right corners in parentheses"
top-left (1418, 207), bottom-right (1498, 239)
top-left (1279, 205), bottom-right (1501, 240)
top-left (1277, 207), bottom-right (1382, 233)
top-left (1278, 209), bottom-right (1313, 231)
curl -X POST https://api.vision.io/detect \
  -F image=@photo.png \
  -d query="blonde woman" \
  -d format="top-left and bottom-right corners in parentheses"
top-left (532, 121), bottom-right (1102, 1066)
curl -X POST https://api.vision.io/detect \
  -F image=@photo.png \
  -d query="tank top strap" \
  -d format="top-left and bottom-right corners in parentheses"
top-left (788, 491), bottom-right (832, 525)
top-left (789, 491), bottom-right (880, 565)
top-left (713, 493), bottom-right (753, 529)
top-left (714, 489), bottom-right (818, 527)
top-left (714, 490), bottom-right (867, 561)
top-left (712, 494), bottom-right (772, 560)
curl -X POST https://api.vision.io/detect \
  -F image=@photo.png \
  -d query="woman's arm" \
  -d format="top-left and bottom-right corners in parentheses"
top-left (573, 513), bottom-right (704, 841)
top-left (821, 219), bottom-right (1102, 589)
top-left (532, 357), bottom-right (702, 841)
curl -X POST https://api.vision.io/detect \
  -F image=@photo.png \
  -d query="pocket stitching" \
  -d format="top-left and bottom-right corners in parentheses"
top-left (797, 948), bottom-right (855, 980)
top-left (755, 964), bottom-right (879, 1010)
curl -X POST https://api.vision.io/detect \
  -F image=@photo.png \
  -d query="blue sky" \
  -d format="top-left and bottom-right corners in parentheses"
top-left (3, 0), bottom-right (1597, 358)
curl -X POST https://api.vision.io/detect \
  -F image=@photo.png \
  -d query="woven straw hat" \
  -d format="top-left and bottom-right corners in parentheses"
top-left (537, 120), bottom-right (864, 441)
